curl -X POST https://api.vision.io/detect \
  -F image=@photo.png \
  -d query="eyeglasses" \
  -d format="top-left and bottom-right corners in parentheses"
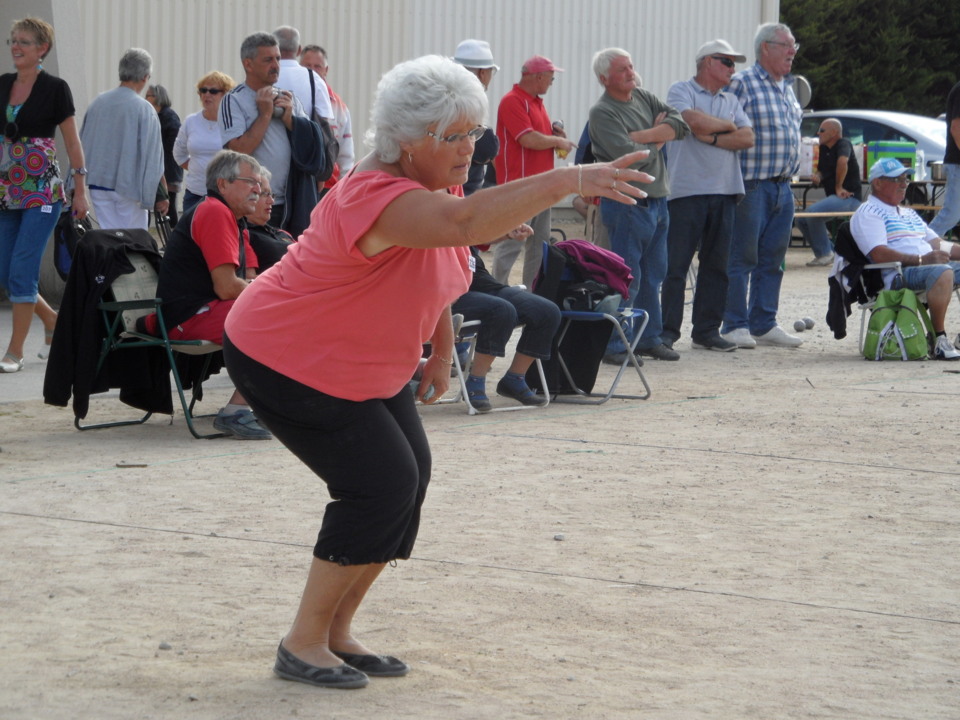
top-left (198, 87), bottom-right (224, 95)
top-left (766, 40), bottom-right (800, 52)
top-left (6, 38), bottom-right (37, 47)
top-left (880, 175), bottom-right (910, 186)
top-left (257, 190), bottom-right (275, 199)
top-left (425, 126), bottom-right (486, 144)
top-left (233, 176), bottom-right (262, 188)
top-left (711, 56), bottom-right (736, 68)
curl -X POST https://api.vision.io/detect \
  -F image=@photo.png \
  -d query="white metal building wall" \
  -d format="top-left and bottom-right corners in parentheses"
top-left (69, 0), bottom-right (779, 161)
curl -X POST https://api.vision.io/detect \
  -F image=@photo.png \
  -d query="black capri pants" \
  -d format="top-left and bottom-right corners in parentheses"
top-left (222, 335), bottom-right (432, 566)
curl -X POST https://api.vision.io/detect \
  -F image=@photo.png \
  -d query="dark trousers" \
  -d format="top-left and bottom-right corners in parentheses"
top-left (661, 194), bottom-right (736, 343)
top-left (452, 285), bottom-right (561, 359)
top-left (222, 336), bottom-right (431, 566)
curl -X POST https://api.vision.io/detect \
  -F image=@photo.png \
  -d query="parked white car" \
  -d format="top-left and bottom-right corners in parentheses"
top-left (800, 109), bottom-right (947, 166)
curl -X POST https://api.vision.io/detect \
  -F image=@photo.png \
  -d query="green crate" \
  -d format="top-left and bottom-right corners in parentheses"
top-left (865, 141), bottom-right (916, 173)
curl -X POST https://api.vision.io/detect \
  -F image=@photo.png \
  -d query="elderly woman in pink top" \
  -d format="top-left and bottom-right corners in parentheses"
top-left (222, 54), bottom-right (651, 690)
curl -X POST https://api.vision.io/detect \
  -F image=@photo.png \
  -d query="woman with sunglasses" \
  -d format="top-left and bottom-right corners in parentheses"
top-left (0, 17), bottom-right (88, 373)
top-left (172, 71), bottom-right (235, 214)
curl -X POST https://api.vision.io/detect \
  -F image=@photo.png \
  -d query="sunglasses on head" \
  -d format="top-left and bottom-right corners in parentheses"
top-left (711, 56), bottom-right (735, 68)
top-left (198, 87), bottom-right (223, 95)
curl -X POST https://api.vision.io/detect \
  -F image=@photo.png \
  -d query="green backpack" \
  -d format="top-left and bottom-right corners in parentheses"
top-left (863, 288), bottom-right (934, 361)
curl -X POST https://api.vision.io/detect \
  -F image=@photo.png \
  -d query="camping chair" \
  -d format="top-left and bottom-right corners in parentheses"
top-left (831, 221), bottom-right (958, 353)
top-left (533, 241), bottom-right (651, 404)
top-left (76, 249), bottom-right (226, 439)
top-left (427, 314), bottom-right (550, 415)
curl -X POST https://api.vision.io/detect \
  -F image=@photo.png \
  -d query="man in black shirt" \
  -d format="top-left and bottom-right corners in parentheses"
top-left (796, 117), bottom-right (862, 266)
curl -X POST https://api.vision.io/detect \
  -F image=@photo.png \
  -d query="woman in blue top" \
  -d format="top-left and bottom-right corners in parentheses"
top-left (0, 17), bottom-right (89, 372)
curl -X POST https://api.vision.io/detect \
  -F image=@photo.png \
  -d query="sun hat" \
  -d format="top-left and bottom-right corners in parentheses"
top-left (453, 39), bottom-right (499, 72)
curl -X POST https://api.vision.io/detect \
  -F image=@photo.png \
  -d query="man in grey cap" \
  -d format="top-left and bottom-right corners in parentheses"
top-left (661, 39), bottom-right (754, 353)
top-left (453, 39), bottom-right (499, 195)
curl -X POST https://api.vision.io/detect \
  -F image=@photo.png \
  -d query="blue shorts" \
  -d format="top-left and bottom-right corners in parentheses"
top-left (902, 262), bottom-right (960, 292)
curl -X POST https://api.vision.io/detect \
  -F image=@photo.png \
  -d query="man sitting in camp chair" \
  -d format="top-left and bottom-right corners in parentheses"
top-left (142, 149), bottom-right (274, 437)
top-left (850, 157), bottom-right (960, 360)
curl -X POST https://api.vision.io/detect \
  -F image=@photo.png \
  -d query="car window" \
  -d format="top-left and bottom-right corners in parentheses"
top-left (802, 116), bottom-right (917, 145)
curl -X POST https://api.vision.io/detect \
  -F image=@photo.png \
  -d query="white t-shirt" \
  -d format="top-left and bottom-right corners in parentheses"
top-left (173, 111), bottom-right (224, 196)
top-left (851, 194), bottom-right (940, 286)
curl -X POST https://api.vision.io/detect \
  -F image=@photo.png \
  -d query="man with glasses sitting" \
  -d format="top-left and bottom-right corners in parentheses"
top-left (142, 150), bottom-right (275, 437)
top-left (850, 157), bottom-right (960, 360)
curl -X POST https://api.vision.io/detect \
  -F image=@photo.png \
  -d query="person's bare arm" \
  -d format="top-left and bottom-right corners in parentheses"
top-left (210, 264), bottom-right (249, 300)
top-left (357, 151), bottom-right (653, 256)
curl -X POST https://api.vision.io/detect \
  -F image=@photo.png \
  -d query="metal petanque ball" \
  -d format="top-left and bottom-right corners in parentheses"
top-left (793, 320), bottom-right (807, 333)
top-left (803, 317), bottom-right (815, 329)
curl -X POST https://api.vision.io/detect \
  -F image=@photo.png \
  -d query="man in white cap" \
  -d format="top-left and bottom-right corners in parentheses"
top-left (850, 157), bottom-right (960, 359)
top-left (492, 54), bottom-right (576, 287)
top-left (661, 39), bottom-right (754, 353)
top-left (452, 39), bottom-right (499, 195)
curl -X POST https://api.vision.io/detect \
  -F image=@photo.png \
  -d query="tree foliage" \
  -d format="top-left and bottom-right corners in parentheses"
top-left (781, 0), bottom-right (960, 116)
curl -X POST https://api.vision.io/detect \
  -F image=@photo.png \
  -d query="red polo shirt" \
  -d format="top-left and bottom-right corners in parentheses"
top-left (494, 84), bottom-right (555, 183)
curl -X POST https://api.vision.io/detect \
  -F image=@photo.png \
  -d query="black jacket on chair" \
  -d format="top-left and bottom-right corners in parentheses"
top-left (43, 228), bottom-right (173, 418)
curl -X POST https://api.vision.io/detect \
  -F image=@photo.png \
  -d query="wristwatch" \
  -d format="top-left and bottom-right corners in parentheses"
top-left (71, 167), bottom-right (87, 176)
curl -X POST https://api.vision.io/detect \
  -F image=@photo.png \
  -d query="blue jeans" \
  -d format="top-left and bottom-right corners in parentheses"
top-left (724, 180), bottom-right (794, 336)
top-left (662, 194), bottom-right (735, 343)
top-left (452, 285), bottom-right (561, 359)
top-left (0, 202), bottom-right (63, 302)
top-left (601, 195), bottom-right (669, 352)
top-left (795, 193), bottom-right (861, 257)
top-left (929, 163), bottom-right (960, 238)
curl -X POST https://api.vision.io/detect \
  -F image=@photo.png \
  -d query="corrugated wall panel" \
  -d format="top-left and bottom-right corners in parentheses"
top-left (69, 0), bottom-right (778, 164)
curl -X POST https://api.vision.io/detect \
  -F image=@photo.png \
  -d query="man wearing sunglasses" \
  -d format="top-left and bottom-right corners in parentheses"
top-left (661, 40), bottom-right (754, 354)
top-left (796, 118), bottom-right (862, 266)
top-left (722, 22), bottom-right (804, 349)
top-left (850, 157), bottom-right (960, 360)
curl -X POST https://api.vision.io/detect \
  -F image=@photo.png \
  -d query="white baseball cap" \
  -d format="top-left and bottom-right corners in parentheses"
top-left (695, 39), bottom-right (747, 63)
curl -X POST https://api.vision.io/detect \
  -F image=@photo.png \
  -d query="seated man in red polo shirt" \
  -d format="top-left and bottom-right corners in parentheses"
top-left (150, 149), bottom-right (271, 439)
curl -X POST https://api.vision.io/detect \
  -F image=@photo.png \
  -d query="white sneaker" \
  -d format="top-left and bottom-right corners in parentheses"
top-left (752, 325), bottom-right (803, 348)
top-left (806, 253), bottom-right (835, 267)
top-left (934, 335), bottom-right (960, 360)
top-left (721, 327), bottom-right (757, 349)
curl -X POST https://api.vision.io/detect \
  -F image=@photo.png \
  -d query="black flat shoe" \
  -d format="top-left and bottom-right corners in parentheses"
top-left (333, 650), bottom-right (410, 677)
top-left (274, 642), bottom-right (369, 689)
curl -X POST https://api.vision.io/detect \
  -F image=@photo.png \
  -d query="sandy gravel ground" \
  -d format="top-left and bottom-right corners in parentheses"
top-left (1, 236), bottom-right (959, 720)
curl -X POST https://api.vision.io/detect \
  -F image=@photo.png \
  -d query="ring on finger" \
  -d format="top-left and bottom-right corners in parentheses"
top-left (611, 180), bottom-right (617, 189)
top-left (614, 168), bottom-right (620, 179)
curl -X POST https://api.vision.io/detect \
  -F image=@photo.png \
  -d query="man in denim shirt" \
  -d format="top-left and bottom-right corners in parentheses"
top-left (722, 23), bottom-right (803, 349)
